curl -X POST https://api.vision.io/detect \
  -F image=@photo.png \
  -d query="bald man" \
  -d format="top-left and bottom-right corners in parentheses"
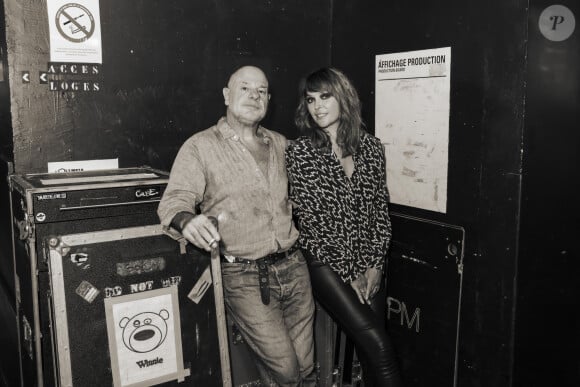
top-left (158, 66), bottom-right (316, 386)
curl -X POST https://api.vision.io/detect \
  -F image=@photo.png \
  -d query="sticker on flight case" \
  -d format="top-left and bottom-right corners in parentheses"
top-left (134, 186), bottom-right (162, 200)
top-left (35, 212), bottom-right (46, 222)
top-left (187, 266), bottom-right (212, 304)
top-left (117, 257), bottom-right (166, 276)
top-left (76, 280), bottom-right (100, 303)
top-left (36, 192), bottom-right (67, 200)
top-left (104, 287), bottom-right (189, 386)
top-left (71, 252), bottom-right (88, 264)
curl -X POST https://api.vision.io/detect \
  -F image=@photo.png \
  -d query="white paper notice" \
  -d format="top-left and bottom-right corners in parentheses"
top-left (47, 158), bottom-right (118, 173)
top-left (46, 0), bottom-right (103, 63)
top-left (375, 47), bottom-right (451, 213)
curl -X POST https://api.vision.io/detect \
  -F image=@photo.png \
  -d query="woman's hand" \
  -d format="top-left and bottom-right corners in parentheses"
top-left (364, 267), bottom-right (382, 303)
top-left (350, 274), bottom-right (368, 304)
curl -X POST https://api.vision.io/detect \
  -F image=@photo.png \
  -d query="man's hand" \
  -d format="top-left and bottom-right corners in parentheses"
top-left (364, 267), bottom-right (382, 303)
top-left (350, 274), bottom-right (369, 304)
top-left (181, 214), bottom-right (221, 251)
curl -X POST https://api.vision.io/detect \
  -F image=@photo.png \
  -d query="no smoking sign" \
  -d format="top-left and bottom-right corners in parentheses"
top-left (55, 3), bottom-right (95, 43)
top-left (47, 0), bottom-right (102, 63)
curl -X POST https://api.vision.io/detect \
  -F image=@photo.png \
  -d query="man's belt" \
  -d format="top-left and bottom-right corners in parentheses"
top-left (222, 244), bottom-right (298, 305)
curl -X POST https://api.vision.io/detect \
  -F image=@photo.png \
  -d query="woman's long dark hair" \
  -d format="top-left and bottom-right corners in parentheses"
top-left (295, 67), bottom-right (364, 157)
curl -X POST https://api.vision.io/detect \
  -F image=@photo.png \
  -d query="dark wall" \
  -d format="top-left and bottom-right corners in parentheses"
top-left (2, 1), bottom-right (578, 386)
top-left (71, 0), bottom-right (333, 171)
top-left (0, 1), bottom-right (17, 384)
top-left (0, 0), bottom-right (11, 161)
top-left (331, 1), bottom-right (528, 386)
top-left (4, 0), bottom-right (332, 174)
top-left (515, 1), bottom-right (580, 386)
top-left (332, 1), bottom-right (580, 386)
top-left (0, 0), bottom-right (13, 292)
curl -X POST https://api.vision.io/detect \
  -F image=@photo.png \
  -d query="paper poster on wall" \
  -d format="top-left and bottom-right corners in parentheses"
top-left (375, 47), bottom-right (451, 213)
top-left (104, 287), bottom-right (189, 387)
top-left (46, 0), bottom-right (103, 63)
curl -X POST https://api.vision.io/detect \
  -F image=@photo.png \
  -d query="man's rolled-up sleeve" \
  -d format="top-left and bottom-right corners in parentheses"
top-left (157, 139), bottom-right (206, 226)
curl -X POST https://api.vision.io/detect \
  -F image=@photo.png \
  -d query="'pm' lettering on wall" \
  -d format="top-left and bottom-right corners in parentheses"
top-left (387, 296), bottom-right (420, 333)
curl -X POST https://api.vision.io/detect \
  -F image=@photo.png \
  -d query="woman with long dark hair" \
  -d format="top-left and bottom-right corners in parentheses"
top-left (285, 67), bottom-right (403, 387)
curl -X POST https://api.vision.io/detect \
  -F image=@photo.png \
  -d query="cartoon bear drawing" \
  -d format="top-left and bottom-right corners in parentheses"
top-left (119, 309), bottom-right (170, 353)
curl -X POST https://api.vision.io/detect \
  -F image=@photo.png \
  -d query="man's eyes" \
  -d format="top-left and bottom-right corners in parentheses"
top-left (240, 87), bottom-right (267, 94)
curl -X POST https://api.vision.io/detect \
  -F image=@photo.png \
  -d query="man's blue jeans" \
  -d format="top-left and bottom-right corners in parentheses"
top-left (221, 250), bottom-right (316, 387)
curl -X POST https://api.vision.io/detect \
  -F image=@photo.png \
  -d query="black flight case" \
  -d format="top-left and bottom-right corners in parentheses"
top-left (9, 167), bottom-right (231, 387)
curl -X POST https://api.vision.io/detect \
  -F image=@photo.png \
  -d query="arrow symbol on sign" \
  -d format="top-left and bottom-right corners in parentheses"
top-left (39, 72), bottom-right (48, 84)
top-left (21, 71), bottom-right (30, 83)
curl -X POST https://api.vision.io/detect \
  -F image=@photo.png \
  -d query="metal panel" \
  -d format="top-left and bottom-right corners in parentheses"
top-left (385, 213), bottom-right (464, 387)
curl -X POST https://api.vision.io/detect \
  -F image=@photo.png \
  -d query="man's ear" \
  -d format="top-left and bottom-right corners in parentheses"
top-left (223, 87), bottom-right (230, 106)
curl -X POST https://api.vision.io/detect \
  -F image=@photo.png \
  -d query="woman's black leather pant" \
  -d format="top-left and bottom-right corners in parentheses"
top-left (309, 263), bottom-right (403, 387)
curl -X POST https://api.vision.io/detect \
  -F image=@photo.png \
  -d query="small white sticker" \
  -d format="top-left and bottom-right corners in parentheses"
top-left (539, 5), bottom-right (576, 42)
top-left (76, 280), bottom-right (100, 303)
top-left (187, 267), bottom-right (212, 304)
top-left (35, 212), bottom-right (46, 222)
top-left (71, 253), bottom-right (88, 264)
